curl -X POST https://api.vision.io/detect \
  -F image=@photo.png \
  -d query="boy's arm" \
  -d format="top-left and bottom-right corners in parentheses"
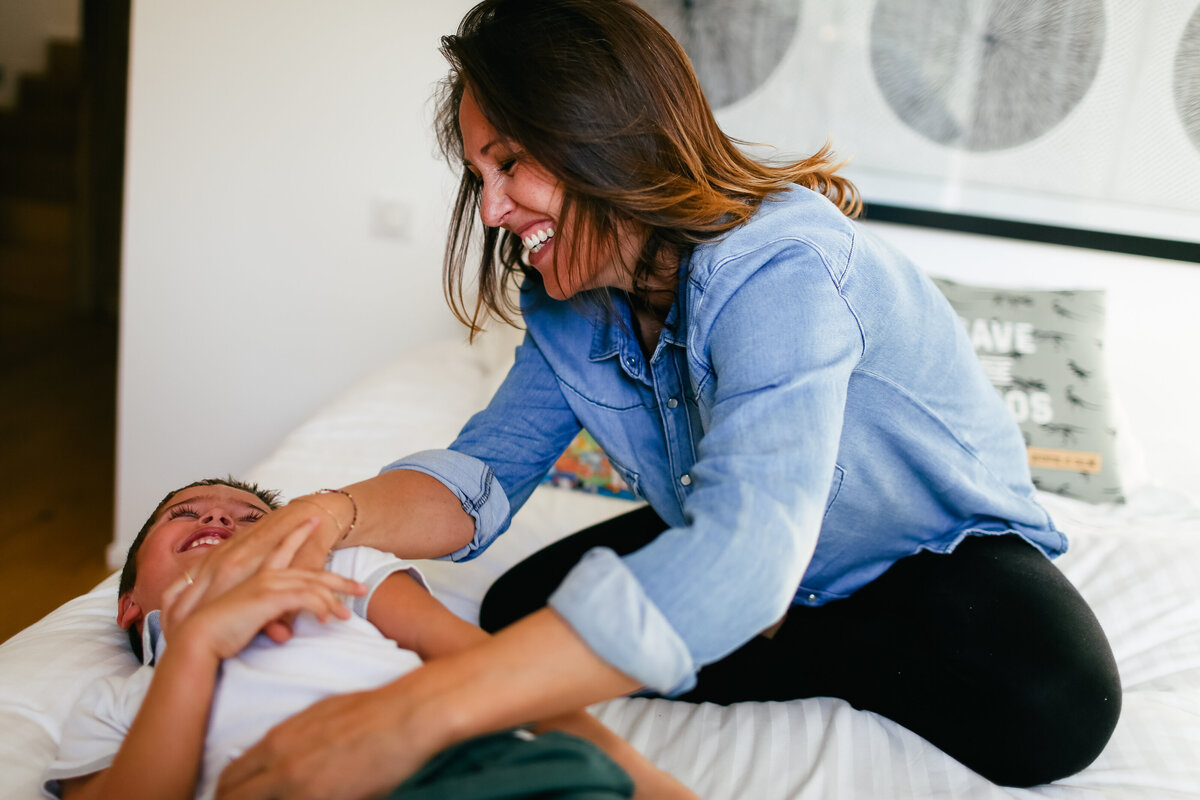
top-left (59, 630), bottom-right (222, 800)
top-left (59, 569), bottom-right (364, 800)
top-left (366, 572), bottom-right (699, 800)
top-left (367, 569), bottom-right (489, 656)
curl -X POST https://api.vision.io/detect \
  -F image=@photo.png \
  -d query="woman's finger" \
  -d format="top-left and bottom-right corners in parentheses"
top-left (262, 517), bottom-right (320, 571)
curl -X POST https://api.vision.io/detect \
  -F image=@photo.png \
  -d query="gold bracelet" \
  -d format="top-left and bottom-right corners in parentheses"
top-left (297, 488), bottom-right (358, 543)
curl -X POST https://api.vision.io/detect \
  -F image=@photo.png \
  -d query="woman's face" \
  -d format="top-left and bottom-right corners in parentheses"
top-left (458, 88), bottom-right (637, 300)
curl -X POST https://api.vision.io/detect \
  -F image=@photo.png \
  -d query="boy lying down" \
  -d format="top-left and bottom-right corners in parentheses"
top-left (44, 478), bottom-right (697, 800)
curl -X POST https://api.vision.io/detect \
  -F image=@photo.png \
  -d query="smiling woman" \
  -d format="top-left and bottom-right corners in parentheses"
top-left (435, 1), bottom-right (857, 336)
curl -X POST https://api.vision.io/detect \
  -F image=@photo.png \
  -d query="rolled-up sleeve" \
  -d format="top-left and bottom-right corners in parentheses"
top-left (380, 449), bottom-right (510, 561)
top-left (548, 547), bottom-right (697, 695)
top-left (381, 333), bottom-right (581, 562)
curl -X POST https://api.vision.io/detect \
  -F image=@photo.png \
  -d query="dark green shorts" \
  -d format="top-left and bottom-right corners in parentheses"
top-left (385, 729), bottom-right (634, 799)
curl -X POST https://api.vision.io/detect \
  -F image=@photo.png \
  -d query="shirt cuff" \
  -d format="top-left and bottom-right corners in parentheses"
top-left (548, 546), bottom-right (697, 695)
top-left (380, 449), bottom-right (511, 562)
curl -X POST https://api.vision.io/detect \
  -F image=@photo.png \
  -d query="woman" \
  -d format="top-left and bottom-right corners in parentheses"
top-left (180, 2), bottom-right (1121, 797)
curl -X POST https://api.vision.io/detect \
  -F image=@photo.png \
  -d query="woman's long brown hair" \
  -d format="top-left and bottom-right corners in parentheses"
top-left (435, 0), bottom-right (860, 337)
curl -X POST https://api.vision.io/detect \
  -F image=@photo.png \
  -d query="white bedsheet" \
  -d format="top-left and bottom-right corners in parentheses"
top-left (3, 332), bottom-right (1198, 798)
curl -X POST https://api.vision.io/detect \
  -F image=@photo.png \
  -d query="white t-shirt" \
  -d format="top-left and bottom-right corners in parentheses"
top-left (44, 547), bottom-right (427, 800)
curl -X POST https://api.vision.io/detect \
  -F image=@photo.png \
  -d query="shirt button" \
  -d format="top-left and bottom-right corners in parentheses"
top-left (666, 397), bottom-right (679, 409)
top-left (808, 594), bottom-right (817, 602)
top-left (624, 356), bottom-right (637, 368)
top-left (679, 473), bottom-right (692, 486)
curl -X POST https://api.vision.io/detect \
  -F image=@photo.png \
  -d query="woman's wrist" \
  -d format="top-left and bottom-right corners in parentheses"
top-left (370, 667), bottom-right (471, 765)
top-left (292, 489), bottom-right (357, 549)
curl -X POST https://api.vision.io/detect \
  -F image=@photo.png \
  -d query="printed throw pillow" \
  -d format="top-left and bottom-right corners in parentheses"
top-left (933, 277), bottom-right (1125, 504)
top-left (543, 429), bottom-right (637, 500)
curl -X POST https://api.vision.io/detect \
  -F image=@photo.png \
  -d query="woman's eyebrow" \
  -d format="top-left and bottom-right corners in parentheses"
top-left (463, 138), bottom-right (505, 171)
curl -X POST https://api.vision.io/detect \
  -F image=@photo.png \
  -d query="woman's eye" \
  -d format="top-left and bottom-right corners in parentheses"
top-left (498, 158), bottom-right (517, 175)
top-left (168, 506), bottom-right (199, 520)
top-left (241, 513), bottom-right (264, 523)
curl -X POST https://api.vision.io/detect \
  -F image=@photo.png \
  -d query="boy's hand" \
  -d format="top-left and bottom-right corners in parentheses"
top-left (170, 567), bottom-right (366, 661)
top-left (163, 524), bottom-right (365, 658)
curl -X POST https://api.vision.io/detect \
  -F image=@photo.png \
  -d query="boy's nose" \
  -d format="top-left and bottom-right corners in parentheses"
top-left (201, 509), bottom-right (234, 528)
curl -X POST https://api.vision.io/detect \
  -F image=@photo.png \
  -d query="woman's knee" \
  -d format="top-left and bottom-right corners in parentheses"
top-left (972, 652), bottom-right (1122, 787)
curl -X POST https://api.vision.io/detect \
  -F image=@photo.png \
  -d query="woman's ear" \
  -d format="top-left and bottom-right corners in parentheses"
top-left (117, 594), bottom-right (144, 630)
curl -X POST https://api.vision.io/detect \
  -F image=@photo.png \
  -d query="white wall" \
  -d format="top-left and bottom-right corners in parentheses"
top-left (115, 0), bottom-right (476, 565)
top-left (0, 0), bottom-right (78, 108)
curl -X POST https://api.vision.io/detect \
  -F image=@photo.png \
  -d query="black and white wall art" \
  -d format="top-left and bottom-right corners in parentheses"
top-left (638, 0), bottom-right (1200, 251)
top-left (869, 0), bottom-right (1106, 152)
top-left (1177, 4), bottom-right (1200, 153)
top-left (638, 0), bottom-right (802, 109)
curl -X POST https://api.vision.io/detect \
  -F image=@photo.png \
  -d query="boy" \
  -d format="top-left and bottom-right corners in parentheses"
top-left (44, 478), bottom-right (695, 800)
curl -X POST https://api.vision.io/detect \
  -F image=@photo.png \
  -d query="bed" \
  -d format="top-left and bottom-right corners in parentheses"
top-left (3, 235), bottom-right (1200, 798)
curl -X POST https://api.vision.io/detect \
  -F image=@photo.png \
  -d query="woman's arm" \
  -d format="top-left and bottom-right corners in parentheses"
top-left (172, 334), bottom-right (579, 630)
top-left (217, 607), bottom-right (644, 800)
top-left (366, 572), bottom-right (698, 799)
top-left (338, 470), bottom-right (476, 559)
top-left (165, 469), bottom-right (474, 636)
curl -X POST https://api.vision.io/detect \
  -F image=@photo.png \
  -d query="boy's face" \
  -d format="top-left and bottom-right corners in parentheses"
top-left (118, 485), bottom-right (272, 632)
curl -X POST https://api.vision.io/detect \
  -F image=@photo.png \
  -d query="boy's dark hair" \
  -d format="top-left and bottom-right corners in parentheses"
top-left (119, 476), bottom-right (282, 660)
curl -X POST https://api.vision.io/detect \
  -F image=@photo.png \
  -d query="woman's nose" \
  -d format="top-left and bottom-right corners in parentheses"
top-left (478, 179), bottom-right (514, 228)
top-left (201, 508), bottom-right (234, 528)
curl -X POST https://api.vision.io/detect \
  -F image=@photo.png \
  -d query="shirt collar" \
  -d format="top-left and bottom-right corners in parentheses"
top-left (588, 293), bottom-right (632, 362)
top-left (587, 264), bottom-right (689, 364)
top-left (142, 609), bottom-right (165, 666)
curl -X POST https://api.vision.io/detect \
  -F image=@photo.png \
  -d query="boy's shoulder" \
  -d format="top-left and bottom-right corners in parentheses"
top-left (327, 546), bottom-right (432, 618)
top-left (328, 545), bottom-right (426, 583)
top-left (44, 664), bottom-right (154, 795)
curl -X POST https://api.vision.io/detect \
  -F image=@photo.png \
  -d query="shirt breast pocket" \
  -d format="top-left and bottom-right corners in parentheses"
top-left (604, 453), bottom-right (643, 498)
top-left (824, 464), bottom-right (845, 518)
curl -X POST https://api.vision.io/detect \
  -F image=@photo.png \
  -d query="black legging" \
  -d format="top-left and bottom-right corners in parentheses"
top-left (480, 505), bottom-right (1122, 788)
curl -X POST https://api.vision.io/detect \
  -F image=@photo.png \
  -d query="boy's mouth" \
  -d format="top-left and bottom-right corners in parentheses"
top-left (177, 527), bottom-right (232, 553)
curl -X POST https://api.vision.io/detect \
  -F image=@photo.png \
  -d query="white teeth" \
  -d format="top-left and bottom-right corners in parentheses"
top-left (522, 227), bottom-right (555, 253)
top-left (188, 536), bottom-right (224, 550)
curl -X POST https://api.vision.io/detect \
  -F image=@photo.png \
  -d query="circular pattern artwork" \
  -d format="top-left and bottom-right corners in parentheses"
top-left (870, 0), bottom-right (1106, 151)
top-left (1176, 5), bottom-right (1200, 154)
top-left (638, 0), bottom-right (801, 109)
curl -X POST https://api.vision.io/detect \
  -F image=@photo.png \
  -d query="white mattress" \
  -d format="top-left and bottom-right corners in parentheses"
top-left (3, 332), bottom-right (1199, 798)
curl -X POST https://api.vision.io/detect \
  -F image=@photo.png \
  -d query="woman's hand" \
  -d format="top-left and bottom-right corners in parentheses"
top-left (163, 498), bottom-right (347, 642)
top-left (216, 609), bottom-right (641, 800)
top-left (216, 681), bottom-right (443, 800)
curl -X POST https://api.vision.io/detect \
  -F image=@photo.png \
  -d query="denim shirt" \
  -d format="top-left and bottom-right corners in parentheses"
top-left (385, 186), bottom-right (1064, 696)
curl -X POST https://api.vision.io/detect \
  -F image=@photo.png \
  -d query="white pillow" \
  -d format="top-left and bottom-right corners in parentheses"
top-left (0, 574), bottom-right (133, 799)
